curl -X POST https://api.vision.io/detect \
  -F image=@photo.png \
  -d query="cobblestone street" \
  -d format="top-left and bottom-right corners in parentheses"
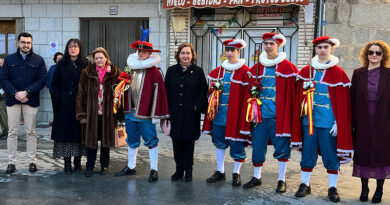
top-left (0, 125), bottom-right (389, 205)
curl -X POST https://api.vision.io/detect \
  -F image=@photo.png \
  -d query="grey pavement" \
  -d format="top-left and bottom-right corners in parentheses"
top-left (0, 124), bottom-right (389, 205)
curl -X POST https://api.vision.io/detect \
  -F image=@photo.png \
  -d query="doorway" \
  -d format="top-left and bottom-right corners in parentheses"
top-left (80, 18), bottom-right (149, 69)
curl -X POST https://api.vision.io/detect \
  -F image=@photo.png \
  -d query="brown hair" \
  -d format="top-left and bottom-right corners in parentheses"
top-left (53, 52), bottom-right (63, 63)
top-left (91, 47), bottom-right (111, 65)
top-left (359, 40), bottom-right (390, 68)
top-left (175, 42), bottom-right (197, 64)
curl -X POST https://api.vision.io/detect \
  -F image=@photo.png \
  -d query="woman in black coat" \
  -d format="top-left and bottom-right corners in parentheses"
top-left (165, 42), bottom-right (208, 182)
top-left (51, 39), bottom-right (88, 174)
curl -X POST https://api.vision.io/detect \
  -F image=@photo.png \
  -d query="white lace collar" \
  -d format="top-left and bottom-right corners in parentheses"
top-left (221, 59), bottom-right (246, 71)
top-left (259, 52), bottom-right (286, 67)
top-left (127, 52), bottom-right (161, 70)
top-left (311, 55), bottom-right (339, 70)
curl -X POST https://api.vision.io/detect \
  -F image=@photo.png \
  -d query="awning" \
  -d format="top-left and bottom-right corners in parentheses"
top-left (164, 0), bottom-right (310, 9)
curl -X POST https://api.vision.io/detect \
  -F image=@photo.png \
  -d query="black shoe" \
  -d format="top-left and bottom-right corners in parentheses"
top-left (295, 183), bottom-right (311, 197)
top-left (148, 170), bottom-right (158, 182)
top-left (232, 173), bottom-right (241, 187)
top-left (207, 171), bottom-right (226, 183)
top-left (276, 180), bottom-right (287, 193)
top-left (29, 163), bottom-right (37, 173)
top-left (85, 169), bottom-right (93, 177)
top-left (115, 166), bottom-right (136, 176)
top-left (100, 167), bottom-right (107, 175)
top-left (360, 187), bottom-right (369, 202)
top-left (5, 164), bottom-right (15, 174)
top-left (243, 177), bottom-right (261, 189)
top-left (372, 190), bottom-right (383, 204)
top-left (0, 132), bottom-right (7, 138)
top-left (328, 187), bottom-right (340, 202)
top-left (184, 169), bottom-right (192, 182)
top-left (73, 156), bottom-right (82, 172)
top-left (171, 170), bottom-right (184, 181)
top-left (64, 158), bottom-right (72, 175)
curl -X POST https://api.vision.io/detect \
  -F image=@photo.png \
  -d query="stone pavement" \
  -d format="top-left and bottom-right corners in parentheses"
top-left (0, 124), bottom-right (389, 205)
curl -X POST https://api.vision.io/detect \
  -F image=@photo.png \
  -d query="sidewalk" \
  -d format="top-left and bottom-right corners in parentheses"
top-left (0, 124), bottom-right (388, 204)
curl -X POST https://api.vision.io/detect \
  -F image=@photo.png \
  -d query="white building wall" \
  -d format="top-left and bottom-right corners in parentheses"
top-left (0, 0), bottom-right (168, 123)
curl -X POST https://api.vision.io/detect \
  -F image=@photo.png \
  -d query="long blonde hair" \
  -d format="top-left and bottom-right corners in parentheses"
top-left (359, 40), bottom-right (390, 68)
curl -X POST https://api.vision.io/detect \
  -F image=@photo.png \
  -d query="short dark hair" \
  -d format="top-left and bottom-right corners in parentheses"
top-left (18, 32), bottom-right (33, 41)
top-left (0, 53), bottom-right (5, 59)
top-left (53, 52), bottom-right (64, 63)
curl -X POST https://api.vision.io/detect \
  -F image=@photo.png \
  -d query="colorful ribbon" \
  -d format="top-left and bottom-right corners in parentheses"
top-left (113, 72), bottom-right (131, 114)
top-left (246, 98), bottom-right (262, 125)
top-left (207, 89), bottom-right (222, 120)
top-left (301, 87), bottom-right (315, 135)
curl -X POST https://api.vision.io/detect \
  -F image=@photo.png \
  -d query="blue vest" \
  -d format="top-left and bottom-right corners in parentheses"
top-left (213, 71), bottom-right (232, 126)
top-left (302, 70), bottom-right (335, 128)
top-left (259, 66), bottom-right (276, 119)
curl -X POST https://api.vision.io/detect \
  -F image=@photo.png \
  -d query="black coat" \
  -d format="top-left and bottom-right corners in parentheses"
top-left (165, 64), bottom-right (208, 141)
top-left (50, 58), bottom-right (87, 143)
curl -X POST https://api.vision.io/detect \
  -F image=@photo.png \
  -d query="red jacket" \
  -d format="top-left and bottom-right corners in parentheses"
top-left (123, 66), bottom-right (170, 119)
top-left (292, 65), bottom-right (354, 164)
top-left (248, 59), bottom-right (298, 137)
top-left (202, 64), bottom-right (252, 145)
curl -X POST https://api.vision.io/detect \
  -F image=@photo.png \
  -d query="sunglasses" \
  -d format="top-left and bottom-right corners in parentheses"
top-left (368, 50), bottom-right (382, 56)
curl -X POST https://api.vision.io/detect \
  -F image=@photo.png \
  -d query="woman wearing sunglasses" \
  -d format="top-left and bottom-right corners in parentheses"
top-left (351, 40), bottom-right (390, 203)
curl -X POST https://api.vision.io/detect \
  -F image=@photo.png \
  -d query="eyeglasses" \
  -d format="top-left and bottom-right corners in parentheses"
top-left (368, 50), bottom-right (382, 56)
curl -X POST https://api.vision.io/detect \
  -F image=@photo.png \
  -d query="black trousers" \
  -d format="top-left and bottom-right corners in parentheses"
top-left (86, 146), bottom-right (110, 171)
top-left (86, 115), bottom-right (110, 170)
top-left (172, 139), bottom-right (195, 171)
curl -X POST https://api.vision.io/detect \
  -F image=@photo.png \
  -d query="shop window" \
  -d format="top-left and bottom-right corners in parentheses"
top-left (190, 7), bottom-right (299, 73)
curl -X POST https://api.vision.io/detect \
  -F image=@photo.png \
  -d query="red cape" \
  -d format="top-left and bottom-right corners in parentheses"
top-left (292, 65), bottom-right (354, 164)
top-left (123, 66), bottom-right (170, 119)
top-left (202, 65), bottom-right (252, 145)
top-left (247, 59), bottom-right (298, 138)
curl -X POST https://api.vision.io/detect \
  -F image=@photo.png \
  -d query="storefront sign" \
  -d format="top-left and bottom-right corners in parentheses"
top-left (164, 0), bottom-right (309, 9)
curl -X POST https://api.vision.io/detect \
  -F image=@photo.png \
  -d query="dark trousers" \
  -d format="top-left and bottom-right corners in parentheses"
top-left (86, 115), bottom-right (110, 170)
top-left (172, 139), bottom-right (195, 171)
top-left (86, 146), bottom-right (110, 171)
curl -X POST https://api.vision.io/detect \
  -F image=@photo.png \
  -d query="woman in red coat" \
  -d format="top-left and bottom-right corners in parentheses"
top-left (351, 40), bottom-right (390, 203)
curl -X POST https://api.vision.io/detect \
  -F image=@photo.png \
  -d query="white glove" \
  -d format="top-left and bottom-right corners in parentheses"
top-left (329, 121), bottom-right (337, 137)
top-left (152, 119), bottom-right (160, 124)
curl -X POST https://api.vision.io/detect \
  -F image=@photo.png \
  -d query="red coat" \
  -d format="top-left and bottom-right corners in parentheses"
top-left (248, 59), bottom-right (298, 137)
top-left (202, 65), bottom-right (252, 145)
top-left (292, 65), bottom-right (354, 164)
top-left (123, 66), bottom-right (170, 119)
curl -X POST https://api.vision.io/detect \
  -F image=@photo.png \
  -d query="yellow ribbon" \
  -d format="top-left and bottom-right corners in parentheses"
top-left (301, 87), bottom-right (315, 135)
top-left (207, 90), bottom-right (222, 120)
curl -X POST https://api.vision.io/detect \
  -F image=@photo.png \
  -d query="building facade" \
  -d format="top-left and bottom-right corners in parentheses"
top-left (0, 0), bottom-right (169, 123)
top-left (325, 0), bottom-right (390, 77)
top-left (1, 0), bottom-right (322, 123)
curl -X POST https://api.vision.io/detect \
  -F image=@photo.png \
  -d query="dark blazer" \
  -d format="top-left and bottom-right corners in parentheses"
top-left (50, 58), bottom-right (87, 143)
top-left (351, 67), bottom-right (390, 167)
top-left (165, 64), bottom-right (208, 141)
top-left (0, 49), bottom-right (46, 107)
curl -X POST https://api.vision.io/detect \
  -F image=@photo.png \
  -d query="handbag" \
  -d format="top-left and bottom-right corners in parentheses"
top-left (114, 126), bottom-right (127, 148)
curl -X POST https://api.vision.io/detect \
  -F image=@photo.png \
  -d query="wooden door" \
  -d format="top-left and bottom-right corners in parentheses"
top-left (80, 18), bottom-right (149, 69)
